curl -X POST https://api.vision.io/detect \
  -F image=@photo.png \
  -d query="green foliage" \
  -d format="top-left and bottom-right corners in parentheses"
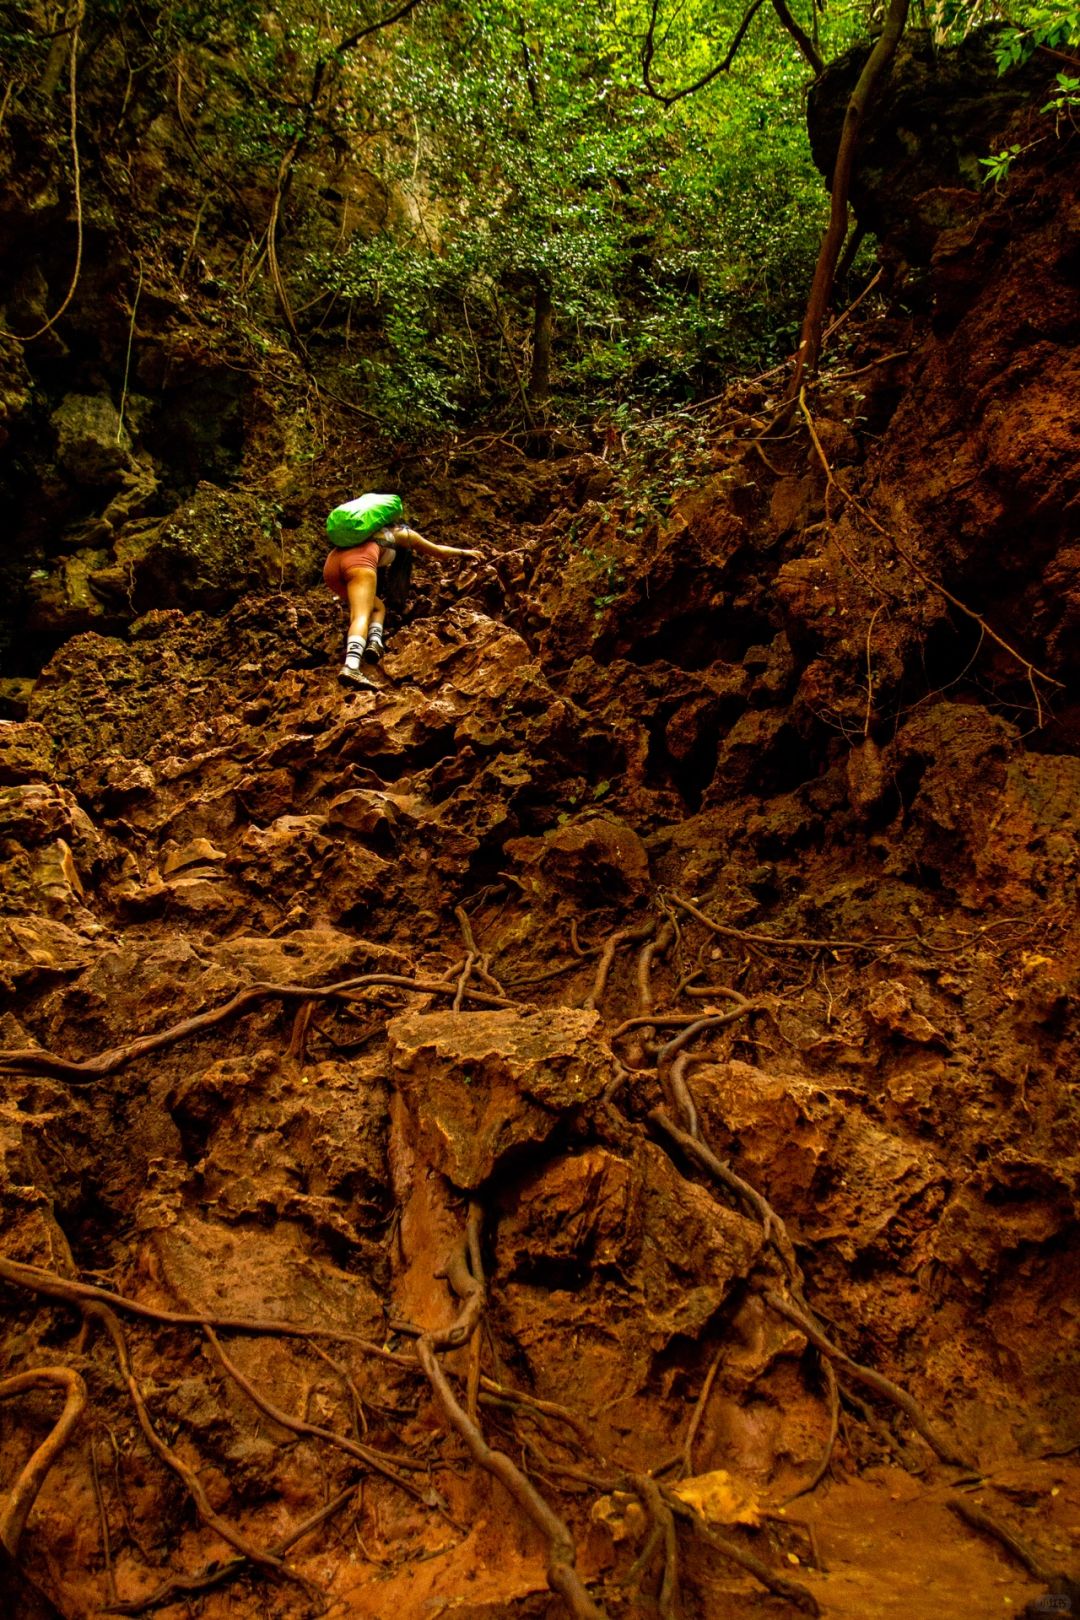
top-left (989, 2), bottom-right (1080, 71)
top-left (1043, 68), bottom-right (1080, 125)
top-left (976, 3), bottom-right (1080, 187)
top-left (978, 142), bottom-right (1024, 186)
top-left (7, 0), bottom-right (1075, 432)
top-left (293, 0), bottom-right (840, 425)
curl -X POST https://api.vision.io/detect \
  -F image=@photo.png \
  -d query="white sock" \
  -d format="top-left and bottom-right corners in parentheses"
top-left (344, 636), bottom-right (365, 671)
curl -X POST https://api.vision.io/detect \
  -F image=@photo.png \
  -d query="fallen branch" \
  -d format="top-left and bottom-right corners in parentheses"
top-left (0, 1368), bottom-right (88, 1553)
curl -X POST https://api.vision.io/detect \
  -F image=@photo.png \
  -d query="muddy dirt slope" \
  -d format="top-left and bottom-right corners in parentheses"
top-left (1, 92), bottom-right (1079, 1620)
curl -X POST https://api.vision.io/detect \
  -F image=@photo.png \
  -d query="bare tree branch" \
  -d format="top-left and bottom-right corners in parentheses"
top-left (641, 0), bottom-right (768, 105)
top-left (770, 0), bottom-right (823, 74)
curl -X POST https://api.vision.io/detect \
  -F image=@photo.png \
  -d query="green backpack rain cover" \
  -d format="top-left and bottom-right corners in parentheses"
top-left (326, 493), bottom-right (403, 547)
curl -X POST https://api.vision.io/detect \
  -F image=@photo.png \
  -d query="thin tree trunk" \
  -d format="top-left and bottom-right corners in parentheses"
top-left (787, 0), bottom-right (910, 402)
top-left (528, 281), bottom-right (553, 404)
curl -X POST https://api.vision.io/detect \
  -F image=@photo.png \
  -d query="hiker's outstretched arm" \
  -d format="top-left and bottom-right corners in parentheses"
top-left (403, 530), bottom-right (481, 561)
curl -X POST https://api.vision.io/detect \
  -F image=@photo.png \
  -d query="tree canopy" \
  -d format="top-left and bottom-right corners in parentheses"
top-left (2, 0), bottom-right (1078, 429)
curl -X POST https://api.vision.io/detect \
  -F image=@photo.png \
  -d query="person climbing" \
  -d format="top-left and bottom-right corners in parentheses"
top-left (323, 493), bottom-right (482, 688)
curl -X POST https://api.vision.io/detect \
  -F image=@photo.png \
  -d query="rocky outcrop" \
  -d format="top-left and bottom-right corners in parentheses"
top-left (0, 28), bottom-right (1078, 1620)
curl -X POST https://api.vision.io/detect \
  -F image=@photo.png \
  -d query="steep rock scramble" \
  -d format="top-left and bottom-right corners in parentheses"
top-left (2, 109), bottom-right (1080, 1620)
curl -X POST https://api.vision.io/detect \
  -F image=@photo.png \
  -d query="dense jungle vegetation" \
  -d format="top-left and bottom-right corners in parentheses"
top-left (1, 0), bottom-right (1079, 433)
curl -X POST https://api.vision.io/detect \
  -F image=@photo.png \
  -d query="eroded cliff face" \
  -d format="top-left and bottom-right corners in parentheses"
top-left (1, 40), bottom-right (1079, 1620)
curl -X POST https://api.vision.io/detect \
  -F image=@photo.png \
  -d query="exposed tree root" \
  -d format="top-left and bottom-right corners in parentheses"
top-left (0, 881), bottom-right (1023, 1618)
top-left (680, 1345), bottom-right (724, 1480)
top-left (609, 1006), bottom-right (760, 1043)
top-left (203, 1326), bottom-right (447, 1513)
top-left (670, 891), bottom-right (915, 953)
top-left (584, 920), bottom-right (656, 1011)
top-left (418, 1341), bottom-right (607, 1620)
top-left (764, 1292), bottom-right (973, 1469)
top-left (0, 971), bottom-right (524, 1084)
top-left (946, 1496), bottom-right (1065, 1584)
top-left (779, 1359), bottom-right (841, 1505)
top-left (631, 1474), bottom-right (680, 1619)
top-left (0, 1256), bottom-right (414, 1364)
top-left (103, 1486), bottom-right (360, 1616)
top-left (85, 1305), bottom-right (305, 1591)
top-left (664, 1489), bottom-right (821, 1614)
top-left (636, 919), bottom-right (675, 1015)
top-left (798, 389), bottom-right (1062, 719)
top-left (649, 1108), bottom-right (801, 1284)
top-left (0, 1367), bottom-right (88, 1553)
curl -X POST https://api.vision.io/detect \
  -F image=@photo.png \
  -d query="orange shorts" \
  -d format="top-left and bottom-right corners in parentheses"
top-left (323, 542), bottom-right (380, 600)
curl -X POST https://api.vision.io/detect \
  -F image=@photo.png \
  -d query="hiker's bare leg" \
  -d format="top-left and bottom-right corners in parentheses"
top-left (366, 595), bottom-right (387, 662)
top-left (339, 567), bottom-right (378, 684)
top-left (346, 568), bottom-right (378, 643)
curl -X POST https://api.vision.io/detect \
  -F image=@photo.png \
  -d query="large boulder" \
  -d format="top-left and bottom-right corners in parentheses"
top-left (807, 29), bottom-right (1056, 262)
top-left (50, 393), bottom-right (133, 486)
top-left (388, 1007), bottom-right (613, 1188)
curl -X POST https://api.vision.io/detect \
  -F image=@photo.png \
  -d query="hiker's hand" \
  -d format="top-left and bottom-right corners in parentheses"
top-left (464, 549), bottom-right (483, 560)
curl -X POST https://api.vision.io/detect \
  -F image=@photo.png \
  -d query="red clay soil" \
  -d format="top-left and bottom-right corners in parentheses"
top-left (1, 136), bottom-right (1079, 1620)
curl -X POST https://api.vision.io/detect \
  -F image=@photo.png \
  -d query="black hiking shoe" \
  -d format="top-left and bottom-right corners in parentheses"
top-left (365, 632), bottom-right (384, 664)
